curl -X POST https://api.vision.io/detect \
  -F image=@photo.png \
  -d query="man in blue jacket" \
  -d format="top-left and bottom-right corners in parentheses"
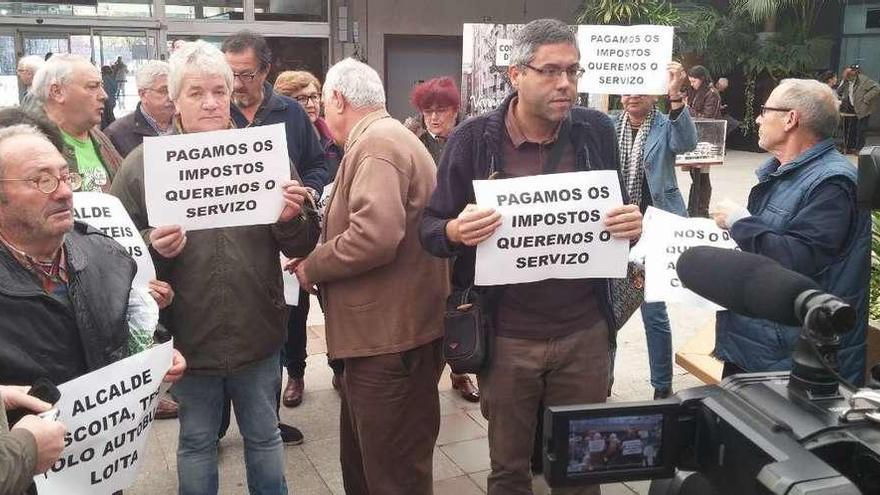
top-left (713, 78), bottom-right (870, 384)
top-left (221, 31), bottom-right (328, 445)
top-left (613, 61), bottom-right (697, 399)
top-left (223, 31), bottom-right (328, 200)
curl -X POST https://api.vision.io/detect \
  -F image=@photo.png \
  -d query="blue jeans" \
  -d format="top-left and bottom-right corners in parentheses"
top-left (174, 352), bottom-right (288, 495)
top-left (641, 301), bottom-right (673, 391)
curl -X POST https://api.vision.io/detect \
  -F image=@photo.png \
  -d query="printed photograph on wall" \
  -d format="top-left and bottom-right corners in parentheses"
top-left (461, 23), bottom-right (597, 117)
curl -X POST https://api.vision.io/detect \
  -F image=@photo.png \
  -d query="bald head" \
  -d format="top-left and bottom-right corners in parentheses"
top-left (771, 79), bottom-right (840, 139)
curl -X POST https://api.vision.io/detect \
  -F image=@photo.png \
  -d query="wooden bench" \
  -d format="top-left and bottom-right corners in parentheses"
top-left (675, 321), bottom-right (880, 385)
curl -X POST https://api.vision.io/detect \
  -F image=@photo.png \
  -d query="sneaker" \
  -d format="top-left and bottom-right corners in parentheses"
top-left (279, 423), bottom-right (304, 445)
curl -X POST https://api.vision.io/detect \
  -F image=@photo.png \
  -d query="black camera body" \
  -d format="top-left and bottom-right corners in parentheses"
top-left (543, 372), bottom-right (880, 494)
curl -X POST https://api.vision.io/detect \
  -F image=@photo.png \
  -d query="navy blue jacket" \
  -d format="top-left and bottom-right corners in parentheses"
top-left (715, 139), bottom-right (870, 384)
top-left (419, 92), bottom-right (628, 333)
top-left (231, 83), bottom-right (329, 193)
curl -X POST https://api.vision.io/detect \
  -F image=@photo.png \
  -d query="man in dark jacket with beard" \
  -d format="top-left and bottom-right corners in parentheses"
top-left (420, 19), bottom-right (642, 495)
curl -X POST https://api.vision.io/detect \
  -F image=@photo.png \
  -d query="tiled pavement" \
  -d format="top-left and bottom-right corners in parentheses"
top-left (127, 149), bottom-right (853, 494)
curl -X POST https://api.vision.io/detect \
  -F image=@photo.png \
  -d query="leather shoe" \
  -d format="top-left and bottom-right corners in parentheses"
top-left (451, 373), bottom-right (480, 402)
top-left (283, 377), bottom-right (304, 407)
top-left (155, 396), bottom-right (179, 419)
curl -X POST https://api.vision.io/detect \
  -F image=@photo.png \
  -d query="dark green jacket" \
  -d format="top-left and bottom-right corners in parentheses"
top-left (110, 143), bottom-right (319, 374)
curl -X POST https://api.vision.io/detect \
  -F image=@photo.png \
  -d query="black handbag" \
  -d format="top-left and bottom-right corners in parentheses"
top-left (443, 287), bottom-right (493, 374)
top-left (609, 262), bottom-right (645, 331)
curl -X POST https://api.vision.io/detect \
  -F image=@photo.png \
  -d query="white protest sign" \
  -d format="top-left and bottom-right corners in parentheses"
top-left (34, 341), bottom-right (173, 495)
top-left (495, 39), bottom-right (513, 66)
top-left (577, 25), bottom-right (673, 95)
top-left (73, 192), bottom-right (156, 288)
top-left (144, 124), bottom-right (290, 231)
top-left (281, 254), bottom-right (300, 306)
top-left (639, 207), bottom-right (738, 307)
top-left (473, 171), bottom-right (628, 286)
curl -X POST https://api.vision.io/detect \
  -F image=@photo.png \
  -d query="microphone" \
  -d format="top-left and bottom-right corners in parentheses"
top-left (676, 246), bottom-right (819, 327)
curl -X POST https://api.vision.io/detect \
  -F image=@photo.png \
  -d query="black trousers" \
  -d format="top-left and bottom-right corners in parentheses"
top-left (843, 115), bottom-right (871, 152)
top-left (688, 168), bottom-right (712, 218)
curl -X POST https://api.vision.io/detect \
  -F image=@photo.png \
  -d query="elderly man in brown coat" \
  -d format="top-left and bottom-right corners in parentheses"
top-left (292, 57), bottom-right (449, 494)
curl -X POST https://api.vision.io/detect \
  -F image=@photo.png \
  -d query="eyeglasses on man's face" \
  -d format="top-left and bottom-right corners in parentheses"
top-left (233, 70), bottom-right (260, 82)
top-left (0, 172), bottom-right (82, 194)
top-left (294, 94), bottom-right (321, 105)
top-left (760, 105), bottom-right (792, 117)
top-left (522, 64), bottom-right (585, 81)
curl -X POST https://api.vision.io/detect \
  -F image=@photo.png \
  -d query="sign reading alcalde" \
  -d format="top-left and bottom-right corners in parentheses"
top-left (33, 342), bottom-right (173, 495)
top-left (73, 192), bottom-right (156, 288)
top-left (577, 24), bottom-right (673, 95)
top-left (473, 171), bottom-right (628, 285)
top-left (144, 124), bottom-right (290, 231)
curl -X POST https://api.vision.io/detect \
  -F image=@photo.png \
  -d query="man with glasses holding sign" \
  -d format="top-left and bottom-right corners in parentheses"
top-left (420, 19), bottom-right (642, 494)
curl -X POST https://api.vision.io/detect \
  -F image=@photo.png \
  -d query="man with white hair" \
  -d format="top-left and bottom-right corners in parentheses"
top-left (105, 60), bottom-right (175, 157)
top-left (291, 57), bottom-right (449, 494)
top-left (110, 40), bottom-right (319, 495)
top-left (29, 53), bottom-right (123, 192)
top-left (714, 79), bottom-right (870, 384)
top-left (16, 55), bottom-right (44, 105)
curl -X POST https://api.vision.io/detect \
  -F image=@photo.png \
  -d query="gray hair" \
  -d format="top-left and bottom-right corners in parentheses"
top-left (0, 124), bottom-right (50, 181)
top-left (510, 19), bottom-right (578, 67)
top-left (167, 40), bottom-right (233, 101)
top-left (17, 55), bottom-right (45, 73)
top-left (29, 53), bottom-right (94, 106)
top-left (135, 60), bottom-right (170, 90)
top-left (322, 58), bottom-right (385, 109)
top-left (774, 79), bottom-right (840, 139)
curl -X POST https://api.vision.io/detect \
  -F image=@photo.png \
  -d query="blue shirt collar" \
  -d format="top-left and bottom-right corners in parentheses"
top-left (755, 138), bottom-right (837, 182)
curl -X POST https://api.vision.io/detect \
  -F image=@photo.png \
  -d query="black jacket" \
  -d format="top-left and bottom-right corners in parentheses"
top-left (231, 83), bottom-right (329, 194)
top-left (0, 222), bottom-right (134, 386)
top-left (104, 103), bottom-right (159, 158)
top-left (418, 92), bottom-right (625, 332)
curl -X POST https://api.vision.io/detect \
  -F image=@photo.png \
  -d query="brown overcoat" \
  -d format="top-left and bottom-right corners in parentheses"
top-left (304, 110), bottom-right (449, 359)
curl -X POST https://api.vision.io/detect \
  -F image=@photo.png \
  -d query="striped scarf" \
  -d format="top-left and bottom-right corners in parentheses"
top-left (617, 107), bottom-right (656, 207)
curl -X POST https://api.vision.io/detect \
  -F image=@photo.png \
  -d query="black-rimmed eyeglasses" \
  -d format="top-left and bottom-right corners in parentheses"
top-left (522, 64), bottom-right (586, 81)
top-left (760, 105), bottom-right (792, 116)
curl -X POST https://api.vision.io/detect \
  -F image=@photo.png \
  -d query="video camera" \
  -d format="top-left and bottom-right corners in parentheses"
top-left (541, 146), bottom-right (880, 494)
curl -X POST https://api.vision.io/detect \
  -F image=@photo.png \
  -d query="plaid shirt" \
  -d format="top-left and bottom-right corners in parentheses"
top-left (0, 238), bottom-right (68, 297)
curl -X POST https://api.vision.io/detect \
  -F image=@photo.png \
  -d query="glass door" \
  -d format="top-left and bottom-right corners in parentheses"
top-left (0, 29), bottom-right (17, 106)
top-left (91, 29), bottom-right (158, 116)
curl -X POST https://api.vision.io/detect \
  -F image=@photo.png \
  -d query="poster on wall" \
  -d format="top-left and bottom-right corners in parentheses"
top-left (462, 23), bottom-right (601, 116)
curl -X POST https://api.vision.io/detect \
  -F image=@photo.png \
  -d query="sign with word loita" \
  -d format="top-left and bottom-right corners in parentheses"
top-left (73, 192), bottom-right (156, 288)
top-left (577, 24), bottom-right (674, 95)
top-left (473, 171), bottom-right (628, 285)
top-left (33, 341), bottom-right (173, 495)
top-left (144, 124), bottom-right (291, 231)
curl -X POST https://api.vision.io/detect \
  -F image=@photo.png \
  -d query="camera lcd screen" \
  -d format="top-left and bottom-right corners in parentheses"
top-left (566, 414), bottom-right (663, 475)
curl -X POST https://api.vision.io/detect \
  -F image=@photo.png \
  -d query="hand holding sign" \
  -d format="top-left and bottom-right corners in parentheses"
top-left (149, 225), bottom-right (187, 258)
top-left (604, 204), bottom-right (643, 240)
top-left (446, 204), bottom-right (502, 246)
top-left (163, 350), bottom-right (186, 384)
top-left (667, 61), bottom-right (686, 97)
top-left (147, 280), bottom-right (174, 309)
top-left (278, 180), bottom-right (309, 223)
top-left (13, 414), bottom-right (66, 473)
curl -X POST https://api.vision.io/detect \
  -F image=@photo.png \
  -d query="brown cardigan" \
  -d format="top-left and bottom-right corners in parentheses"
top-left (304, 110), bottom-right (449, 359)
